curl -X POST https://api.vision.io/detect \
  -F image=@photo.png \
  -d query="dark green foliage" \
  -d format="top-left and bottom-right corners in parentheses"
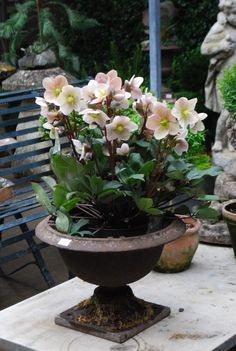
top-left (70, 0), bottom-right (147, 76)
top-left (168, 47), bottom-right (209, 93)
top-left (170, 0), bottom-right (218, 48)
top-left (0, 0), bottom-right (98, 74)
top-left (218, 64), bottom-right (236, 118)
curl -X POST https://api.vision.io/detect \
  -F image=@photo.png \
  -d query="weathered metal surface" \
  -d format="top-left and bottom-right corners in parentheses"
top-left (55, 285), bottom-right (170, 343)
top-left (36, 217), bottom-right (185, 287)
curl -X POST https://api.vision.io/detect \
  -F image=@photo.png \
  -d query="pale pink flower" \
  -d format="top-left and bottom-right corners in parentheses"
top-left (81, 108), bottom-right (109, 129)
top-left (95, 70), bottom-right (118, 84)
top-left (90, 83), bottom-right (110, 104)
top-left (72, 139), bottom-right (92, 161)
top-left (124, 75), bottom-right (144, 99)
top-left (133, 92), bottom-right (157, 117)
top-left (36, 97), bottom-right (49, 116)
top-left (146, 104), bottom-right (179, 140)
top-left (56, 85), bottom-right (82, 114)
top-left (190, 113), bottom-right (207, 134)
top-left (43, 122), bottom-right (61, 140)
top-left (82, 80), bottom-right (98, 102)
top-left (43, 75), bottom-right (68, 104)
top-left (106, 116), bottom-right (138, 141)
top-left (116, 143), bottom-right (130, 156)
top-left (36, 97), bottom-right (61, 123)
top-left (172, 97), bottom-right (198, 128)
top-left (174, 130), bottom-right (189, 155)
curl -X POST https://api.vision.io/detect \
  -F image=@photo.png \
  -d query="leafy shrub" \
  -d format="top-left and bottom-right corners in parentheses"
top-left (0, 0), bottom-right (98, 74)
top-left (218, 64), bottom-right (236, 118)
top-left (169, 0), bottom-right (218, 48)
top-left (71, 0), bottom-right (147, 76)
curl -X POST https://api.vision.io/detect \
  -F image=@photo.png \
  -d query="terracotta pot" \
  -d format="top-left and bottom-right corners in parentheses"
top-left (154, 216), bottom-right (201, 273)
top-left (0, 178), bottom-right (14, 201)
top-left (222, 200), bottom-right (236, 257)
top-left (36, 216), bottom-right (185, 287)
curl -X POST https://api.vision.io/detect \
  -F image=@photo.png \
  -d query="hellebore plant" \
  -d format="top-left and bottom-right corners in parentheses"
top-left (33, 70), bottom-right (221, 236)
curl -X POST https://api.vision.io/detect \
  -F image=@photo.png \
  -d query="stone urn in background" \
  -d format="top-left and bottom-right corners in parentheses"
top-left (154, 216), bottom-right (201, 273)
top-left (222, 200), bottom-right (236, 257)
top-left (36, 216), bottom-right (185, 343)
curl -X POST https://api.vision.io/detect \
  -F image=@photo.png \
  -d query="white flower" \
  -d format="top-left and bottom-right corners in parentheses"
top-left (81, 108), bottom-right (109, 129)
top-left (106, 116), bottom-right (138, 141)
top-left (172, 97), bottom-right (198, 128)
top-left (56, 85), bottom-right (82, 114)
top-left (146, 103), bottom-right (179, 140)
top-left (190, 113), bottom-right (207, 134)
top-left (116, 143), bottom-right (130, 156)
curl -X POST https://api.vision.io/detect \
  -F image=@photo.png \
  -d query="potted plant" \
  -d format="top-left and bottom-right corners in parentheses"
top-left (0, 177), bottom-right (14, 201)
top-left (33, 71), bottom-right (220, 343)
top-left (222, 200), bottom-right (236, 257)
top-left (0, 1), bottom-right (98, 74)
top-left (154, 215), bottom-right (201, 273)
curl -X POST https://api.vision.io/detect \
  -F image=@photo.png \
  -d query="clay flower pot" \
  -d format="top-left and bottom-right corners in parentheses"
top-left (0, 178), bottom-right (14, 202)
top-left (36, 216), bottom-right (185, 343)
top-left (154, 216), bottom-right (201, 273)
top-left (222, 200), bottom-right (236, 257)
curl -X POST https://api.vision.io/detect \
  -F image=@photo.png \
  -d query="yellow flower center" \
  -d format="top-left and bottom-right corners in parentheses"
top-left (55, 88), bottom-right (61, 96)
top-left (116, 124), bottom-right (124, 132)
top-left (67, 95), bottom-right (75, 104)
top-left (160, 118), bottom-right (169, 128)
top-left (99, 89), bottom-right (107, 97)
top-left (181, 108), bottom-right (189, 119)
top-left (91, 113), bottom-right (98, 119)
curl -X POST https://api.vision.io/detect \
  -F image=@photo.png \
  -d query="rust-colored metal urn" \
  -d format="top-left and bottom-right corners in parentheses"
top-left (36, 216), bottom-right (185, 343)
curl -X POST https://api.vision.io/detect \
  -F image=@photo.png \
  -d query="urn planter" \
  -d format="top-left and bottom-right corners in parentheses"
top-left (222, 200), bottom-right (236, 257)
top-left (154, 216), bottom-right (201, 273)
top-left (36, 216), bottom-right (185, 343)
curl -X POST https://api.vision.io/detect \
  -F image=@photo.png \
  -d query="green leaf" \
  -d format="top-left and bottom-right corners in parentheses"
top-left (139, 160), bottom-right (154, 176)
top-left (196, 195), bottom-right (221, 201)
top-left (70, 218), bottom-right (89, 235)
top-left (53, 185), bottom-right (67, 209)
top-left (166, 170), bottom-right (185, 180)
top-left (136, 197), bottom-right (153, 211)
top-left (103, 180), bottom-right (122, 190)
top-left (55, 211), bottom-right (70, 233)
top-left (129, 153), bottom-right (144, 170)
top-left (195, 207), bottom-right (219, 221)
top-left (60, 198), bottom-right (78, 212)
top-left (125, 174), bottom-right (145, 184)
top-left (31, 182), bottom-right (52, 214)
top-left (135, 140), bottom-right (150, 148)
top-left (42, 176), bottom-right (56, 190)
top-left (78, 230), bottom-right (94, 237)
top-left (146, 207), bottom-right (162, 215)
top-left (50, 153), bottom-right (85, 192)
top-left (136, 197), bottom-right (162, 215)
top-left (187, 166), bottom-right (222, 180)
top-left (89, 176), bottom-right (104, 195)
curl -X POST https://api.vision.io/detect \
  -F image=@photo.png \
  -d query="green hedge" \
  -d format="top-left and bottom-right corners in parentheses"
top-left (71, 0), bottom-right (147, 76)
top-left (170, 0), bottom-right (218, 48)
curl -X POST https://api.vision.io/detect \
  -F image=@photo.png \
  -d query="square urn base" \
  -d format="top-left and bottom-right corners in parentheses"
top-left (55, 301), bottom-right (170, 344)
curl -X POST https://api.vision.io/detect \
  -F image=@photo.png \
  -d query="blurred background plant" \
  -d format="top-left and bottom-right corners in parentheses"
top-left (218, 64), bottom-right (236, 119)
top-left (0, 0), bottom-right (98, 74)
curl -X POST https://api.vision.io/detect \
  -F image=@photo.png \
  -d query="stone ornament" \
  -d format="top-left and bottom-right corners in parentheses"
top-left (201, 0), bottom-right (236, 152)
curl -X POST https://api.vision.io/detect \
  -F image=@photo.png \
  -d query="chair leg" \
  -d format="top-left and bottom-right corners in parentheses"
top-left (14, 213), bottom-right (55, 288)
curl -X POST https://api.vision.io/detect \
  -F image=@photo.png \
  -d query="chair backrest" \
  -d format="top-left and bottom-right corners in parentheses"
top-left (0, 80), bottom-right (88, 185)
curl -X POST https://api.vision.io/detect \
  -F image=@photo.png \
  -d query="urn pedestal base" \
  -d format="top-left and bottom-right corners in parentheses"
top-left (55, 285), bottom-right (170, 343)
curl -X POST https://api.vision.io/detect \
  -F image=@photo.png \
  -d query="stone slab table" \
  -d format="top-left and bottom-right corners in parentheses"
top-left (0, 244), bottom-right (236, 351)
